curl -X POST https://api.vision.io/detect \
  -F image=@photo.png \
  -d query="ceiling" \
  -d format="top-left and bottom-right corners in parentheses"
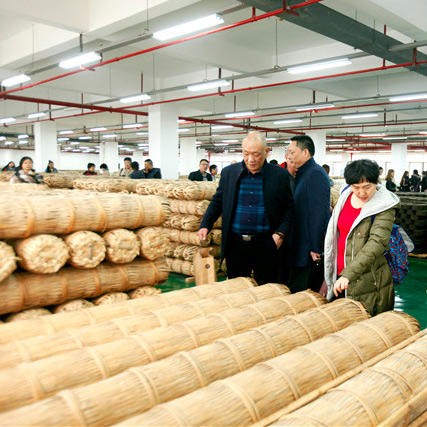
top-left (0, 0), bottom-right (427, 155)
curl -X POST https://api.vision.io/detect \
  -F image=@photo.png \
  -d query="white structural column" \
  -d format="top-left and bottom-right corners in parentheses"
top-left (310, 130), bottom-right (327, 166)
top-left (34, 121), bottom-right (57, 172)
top-left (99, 140), bottom-right (119, 172)
top-left (149, 104), bottom-right (179, 179)
top-left (391, 142), bottom-right (407, 184)
top-left (270, 146), bottom-right (287, 164)
top-left (180, 137), bottom-right (198, 176)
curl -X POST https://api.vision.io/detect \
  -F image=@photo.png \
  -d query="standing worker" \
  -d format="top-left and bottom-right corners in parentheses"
top-left (198, 131), bottom-right (294, 285)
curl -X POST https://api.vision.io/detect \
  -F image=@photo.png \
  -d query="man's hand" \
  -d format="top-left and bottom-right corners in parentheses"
top-left (310, 251), bottom-right (321, 262)
top-left (198, 228), bottom-right (209, 243)
top-left (272, 233), bottom-right (283, 249)
top-left (333, 276), bottom-right (349, 297)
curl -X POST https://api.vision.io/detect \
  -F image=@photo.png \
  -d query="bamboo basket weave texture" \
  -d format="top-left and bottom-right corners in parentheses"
top-left (136, 227), bottom-right (169, 260)
top-left (117, 311), bottom-right (420, 427)
top-left (103, 229), bottom-right (140, 263)
top-left (0, 193), bottom-right (169, 239)
top-left (40, 174), bottom-right (74, 189)
top-left (270, 333), bottom-right (427, 427)
top-left (0, 299), bottom-right (370, 426)
top-left (63, 231), bottom-right (106, 269)
top-left (4, 308), bottom-right (51, 322)
top-left (0, 283), bottom-right (290, 369)
top-left (0, 241), bottom-right (17, 283)
top-left (169, 199), bottom-right (210, 215)
top-left (0, 258), bottom-right (168, 315)
top-left (13, 234), bottom-right (70, 274)
top-left (163, 227), bottom-right (212, 245)
top-left (0, 277), bottom-right (255, 344)
top-left (0, 290), bottom-right (325, 411)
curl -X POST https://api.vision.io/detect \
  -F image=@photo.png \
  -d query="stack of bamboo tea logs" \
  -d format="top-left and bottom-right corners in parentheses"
top-left (0, 186), bottom-right (170, 318)
top-left (0, 275), bottom-right (424, 426)
top-left (134, 179), bottom-right (222, 276)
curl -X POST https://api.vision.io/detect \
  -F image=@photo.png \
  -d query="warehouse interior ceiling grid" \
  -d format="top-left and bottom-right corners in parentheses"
top-left (0, 0), bottom-right (426, 154)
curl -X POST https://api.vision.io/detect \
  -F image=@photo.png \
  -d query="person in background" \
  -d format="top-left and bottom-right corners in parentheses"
top-left (119, 157), bottom-right (133, 177)
top-left (385, 169), bottom-right (398, 192)
top-left (45, 160), bottom-right (58, 173)
top-left (99, 163), bottom-right (110, 176)
top-left (399, 171), bottom-right (410, 192)
top-left (83, 163), bottom-right (97, 175)
top-left (2, 161), bottom-right (15, 171)
top-left (284, 152), bottom-right (297, 194)
top-left (189, 159), bottom-right (212, 181)
top-left (421, 171), bottom-right (427, 192)
top-left (323, 159), bottom-right (399, 316)
top-left (143, 159), bottom-right (162, 179)
top-left (209, 164), bottom-right (218, 181)
top-left (378, 166), bottom-right (384, 184)
top-left (322, 164), bottom-right (335, 187)
top-left (286, 135), bottom-right (330, 293)
top-left (10, 156), bottom-right (43, 184)
top-left (410, 169), bottom-right (421, 192)
top-left (270, 159), bottom-right (278, 165)
top-left (129, 161), bottom-right (145, 179)
top-left (199, 131), bottom-right (294, 285)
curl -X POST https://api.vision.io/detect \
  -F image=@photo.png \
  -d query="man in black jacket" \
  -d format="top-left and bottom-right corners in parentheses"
top-left (188, 159), bottom-right (213, 181)
top-left (199, 131), bottom-right (294, 285)
top-left (143, 159), bottom-right (162, 179)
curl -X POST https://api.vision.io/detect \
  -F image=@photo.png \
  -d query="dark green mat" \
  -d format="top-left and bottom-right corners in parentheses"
top-left (395, 258), bottom-right (427, 330)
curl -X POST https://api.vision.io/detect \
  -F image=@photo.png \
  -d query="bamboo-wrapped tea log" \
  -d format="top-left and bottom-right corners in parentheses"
top-left (0, 241), bottom-right (17, 282)
top-left (103, 229), bottom-right (140, 263)
top-left (63, 231), bottom-right (106, 269)
top-left (136, 227), bottom-right (169, 260)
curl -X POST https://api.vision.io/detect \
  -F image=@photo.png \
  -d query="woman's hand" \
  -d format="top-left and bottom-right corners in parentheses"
top-left (334, 276), bottom-right (350, 297)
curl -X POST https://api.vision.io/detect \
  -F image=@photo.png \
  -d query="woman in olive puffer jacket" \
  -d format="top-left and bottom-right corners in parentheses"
top-left (324, 159), bottom-right (400, 316)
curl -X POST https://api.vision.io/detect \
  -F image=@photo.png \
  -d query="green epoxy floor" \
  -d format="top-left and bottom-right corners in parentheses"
top-left (159, 259), bottom-right (427, 329)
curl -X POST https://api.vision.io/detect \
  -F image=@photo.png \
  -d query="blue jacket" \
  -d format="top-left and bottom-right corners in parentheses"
top-left (200, 160), bottom-right (294, 259)
top-left (292, 157), bottom-right (330, 267)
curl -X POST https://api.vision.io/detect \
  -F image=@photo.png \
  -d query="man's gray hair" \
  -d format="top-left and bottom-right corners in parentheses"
top-left (243, 131), bottom-right (267, 148)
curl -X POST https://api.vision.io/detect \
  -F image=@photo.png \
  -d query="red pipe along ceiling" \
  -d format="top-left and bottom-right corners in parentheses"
top-left (0, 1), bottom-right (325, 99)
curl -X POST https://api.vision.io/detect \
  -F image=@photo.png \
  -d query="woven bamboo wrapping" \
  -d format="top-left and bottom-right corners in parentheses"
top-left (271, 333), bottom-right (427, 427)
top-left (102, 229), bottom-right (140, 263)
top-left (168, 258), bottom-right (195, 275)
top-left (169, 199), bottom-right (210, 216)
top-left (163, 228), bottom-right (212, 245)
top-left (0, 299), bottom-right (369, 426)
top-left (135, 180), bottom-right (171, 196)
top-left (129, 286), bottom-right (161, 298)
top-left (0, 277), bottom-right (255, 345)
top-left (0, 289), bottom-right (326, 412)
top-left (119, 311), bottom-right (419, 427)
top-left (13, 234), bottom-right (70, 274)
top-left (0, 182), bottom-right (49, 191)
top-left (63, 231), bottom-right (106, 269)
top-left (160, 181), bottom-right (218, 200)
top-left (136, 227), bottom-right (170, 260)
top-left (169, 213), bottom-right (221, 231)
top-left (0, 171), bottom-right (14, 181)
top-left (72, 178), bottom-right (129, 193)
top-left (0, 258), bottom-right (168, 315)
top-left (92, 292), bottom-right (130, 305)
top-left (210, 229), bottom-right (222, 245)
top-left (40, 174), bottom-right (74, 189)
top-left (4, 308), bottom-right (52, 322)
top-left (54, 299), bottom-right (95, 313)
top-left (0, 193), bottom-right (169, 239)
top-left (171, 243), bottom-right (221, 262)
top-left (0, 241), bottom-right (17, 282)
top-left (0, 283), bottom-right (289, 369)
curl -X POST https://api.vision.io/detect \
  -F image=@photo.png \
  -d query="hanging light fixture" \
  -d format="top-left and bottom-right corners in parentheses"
top-left (59, 52), bottom-right (101, 69)
top-left (1, 74), bottom-right (31, 87)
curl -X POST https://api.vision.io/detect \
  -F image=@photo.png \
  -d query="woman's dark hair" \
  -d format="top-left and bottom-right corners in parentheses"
top-left (413, 169), bottom-right (419, 175)
top-left (19, 156), bottom-right (33, 169)
top-left (344, 159), bottom-right (380, 185)
top-left (100, 163), bottom-right (108, 170)
top-left (2, 160), bottom-right (15, 171)
top-left (400, 171), bottom-right (409, 186)
top-left (131, 161), bottom-right (139, 171)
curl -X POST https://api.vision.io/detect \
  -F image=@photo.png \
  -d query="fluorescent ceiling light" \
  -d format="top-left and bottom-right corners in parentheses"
top-left (326, 138), bottom-right (346, 142)
top-left (195, 141), bottom-right (202, 144)
top-left (296, 104), bottom-right (334, 111)
top-left (122, 123), bottom-right (142, 129)
top-left (18, 134), bottom-right (29, 139)
top-left (287, 58), bottom-right (351, 75)
top-left (103, 134), bottom-right (117, 138)
top-left (90, 127), bottom-right (107, 132)
top-left (342, 113), bottom-right (378, 119)
top-left (419, 131), bottom-right (427, 135)
top-left (1, 74), bottom-right (31, 87)
top-left (18, 140), bottom-right (29, 144)
top-left (178, 119), bottom-right (187, 123)
top-left (383, 136), bottom-right (408, 140)
top-left (359, 133), bottom-right (386, 137)
top-left (273, 119), bottom-right (303, 124)
top-left (153, 14), bottom-right (224, 41)
top-left (27, 112), bottom-right (46, 119)
top-left (120, 94), bottom-right (151, 103)
top-left (266, 138), bottom-right (277, 141)
top-left (187, 80), bottom-right (230, 92)
top-left (214, 143), bottom-right (228, 146)
top-left (136, 132), bottom-right (148, 135)
top-left (224, 111), bottom-right (255, 118)
top-left (72, 149), bottom-right (81, 152)
top-left (178, 128), bottom-right (190, 132)
top-left (0, 117), bottom-right (16, 124)
top-left (118, 145), bottom-right (124, 148)
top-left (57, 137), bottom-right (69, 142)
top-left (0, 136), bottom-right (5, 141)
top-left (60, 130), bottom-right (73, 134)
top-left (389, 93), bottom-right (427, 102)
top-left (4, 141), bottom-right (14, 145)
top-left (59, 52), bottom-right (101, 69)
top-left (79, 146), bottom-right (89, 149)
top-left (70, 142), bottom-right (80, 145)
top-left (211, 125), bottom-right (233, 130)
top-left (222, 139), bottom-right (239, 143)
top-left (79, 136), bottom-right (92, 140)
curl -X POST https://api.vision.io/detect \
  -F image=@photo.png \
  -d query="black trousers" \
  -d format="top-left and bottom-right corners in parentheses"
top-left (288, 259), bottom-right (324, 294)
top-left (225, 233), bottom-right (281, 286)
